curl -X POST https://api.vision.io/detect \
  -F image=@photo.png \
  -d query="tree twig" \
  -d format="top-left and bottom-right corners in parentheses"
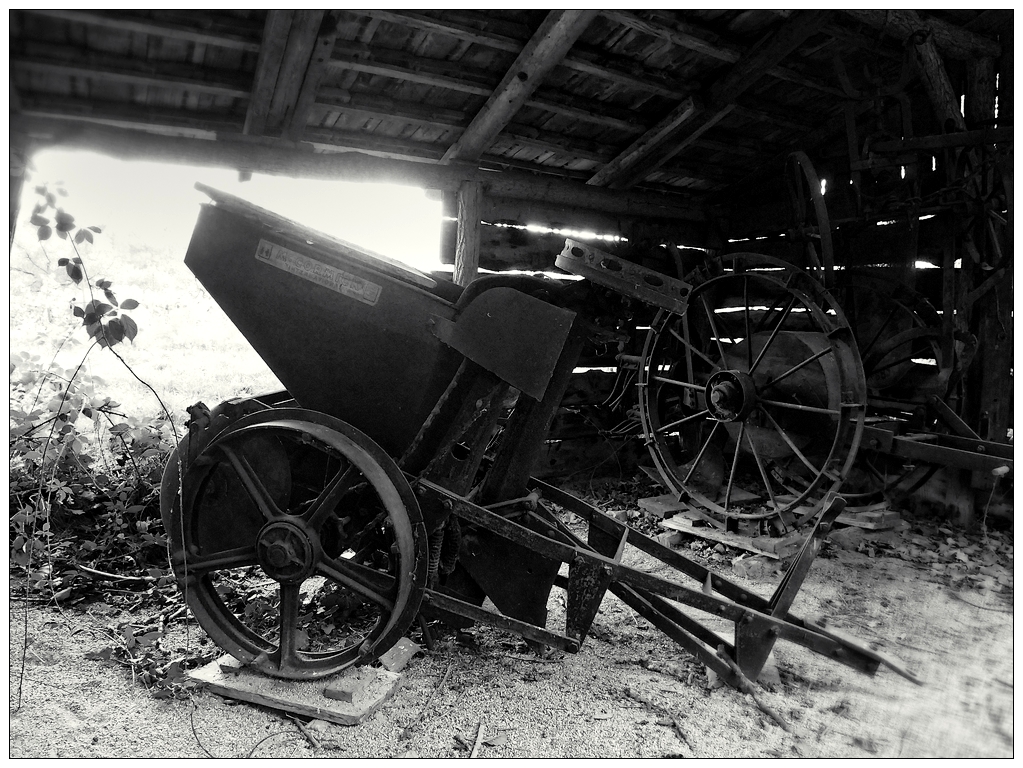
top-left (400, 660), bottom-right (454, 740)
top-left (624, 687), bottom-right (692, 749)
top-left (76, 563), bottom-right (154, 583)
top-left (470, 718), bottom-right (485, 758)
top-left (288, 715), bottom-right (322, 751)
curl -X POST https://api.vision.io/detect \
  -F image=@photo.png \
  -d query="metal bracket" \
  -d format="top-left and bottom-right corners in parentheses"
top-left (556, 239), bottom-right (692, 314)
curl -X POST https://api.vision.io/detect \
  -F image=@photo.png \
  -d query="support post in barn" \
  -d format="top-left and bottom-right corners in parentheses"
top-left (453, 181), bottom-right (483, 287)
top-left (9, 138), bottom-right (28, 251)
top-left (964, 49), bottom-right (1012, 452)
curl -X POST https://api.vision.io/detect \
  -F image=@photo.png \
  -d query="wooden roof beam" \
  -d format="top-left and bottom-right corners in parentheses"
top-left (244, 10), bottom-right (293, 136)
top-left (441, 10), bottom-right (598, 163)
top-left (284, 13), bottom-right (340, 141)
top-left (23, 9), bottom-right (262, 52)
top-left (264, 10), bottom-right (325, 135)
top-left (615, 10), bottom-right (832, 189)
top-left (586, 96), bottom-right (699, 187)
top-left (12, 116), bottom-right (706, 223)
top-left (838, 10), bottom-right (1000, 60)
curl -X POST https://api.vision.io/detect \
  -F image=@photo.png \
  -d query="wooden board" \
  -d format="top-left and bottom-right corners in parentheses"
top-left (188, 656), bottom-right (403, 726)
top-left (659, 513), bottom-right (783, 560)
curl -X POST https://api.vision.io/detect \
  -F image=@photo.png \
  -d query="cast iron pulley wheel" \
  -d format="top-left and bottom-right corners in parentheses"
top-left (835, 269), bottom-right (952, 400)
top-left (637, 254), bottom-right (866, 530)
top-left (160, 408), bottom-right (428, 679)
top-left (786, 151), bottom-right (835, 289)
top-left (833, 270), bottom-right (957, 504)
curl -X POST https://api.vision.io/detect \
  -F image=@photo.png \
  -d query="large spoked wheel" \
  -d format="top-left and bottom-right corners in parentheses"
top-left (637, 255), bottom-right (866, 530)
top-left (160, 408), bottom-right (428, 679)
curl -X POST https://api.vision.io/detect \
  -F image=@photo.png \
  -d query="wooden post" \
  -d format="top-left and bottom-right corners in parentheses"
top-left (9, 140), bottom-right (28, 250)
top-left (910, 26), bottom-right (967, 132)
top-left (453, 181), bottom-right (482, 287)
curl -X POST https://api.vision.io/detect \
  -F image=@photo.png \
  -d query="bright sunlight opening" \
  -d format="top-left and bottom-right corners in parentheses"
top-left (23, 149), bottom-right (445, 272)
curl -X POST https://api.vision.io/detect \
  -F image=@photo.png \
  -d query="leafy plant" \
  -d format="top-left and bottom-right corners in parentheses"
top-left (10, 185), bottom-right (176, 602)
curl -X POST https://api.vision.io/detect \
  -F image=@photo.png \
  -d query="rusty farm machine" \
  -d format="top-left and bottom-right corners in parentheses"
top-left (158, 183), bottom-right (950, 692)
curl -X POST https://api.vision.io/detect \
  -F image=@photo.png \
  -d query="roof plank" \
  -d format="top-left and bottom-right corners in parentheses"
top-left (24, 9), bottom-right (262, 52)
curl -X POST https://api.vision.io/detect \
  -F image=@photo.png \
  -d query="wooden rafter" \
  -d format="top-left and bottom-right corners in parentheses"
top-left (284, 13), bottom-right (340, 140)
top-left (839, 9), bottom-right (999, 60)
top-left (245, 10), bottom-right (294, 136)
top-left (441, 10), bottom-right (598, 163)
top-left (23, 9), bottom-right (262, 52)
top-left (264, 10), bottom-right (325, 135)
top-left (611, 10), bottom-right (832, 189)
top-left (587, 97), bottom-right (699, 187)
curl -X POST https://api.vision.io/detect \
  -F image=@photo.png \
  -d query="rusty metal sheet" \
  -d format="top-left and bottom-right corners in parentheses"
top-left (430, 287), bottom-right (576, 401)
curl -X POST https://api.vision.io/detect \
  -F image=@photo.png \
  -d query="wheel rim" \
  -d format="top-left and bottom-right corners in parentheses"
top-left (786, 151), bottom-right (835, 288)
top-left (161, 408), bottom-right (427, 679)
top-left (638, 255), bottom-right (865, 529)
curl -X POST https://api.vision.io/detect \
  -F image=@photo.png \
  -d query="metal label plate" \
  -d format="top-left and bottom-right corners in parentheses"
top-left (255, 239), bottom-right (382, 306)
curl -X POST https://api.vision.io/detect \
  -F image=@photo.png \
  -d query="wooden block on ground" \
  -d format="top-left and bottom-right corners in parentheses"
top-left (189, 656), bottom-right (403, 726)
top-left (638, 494), bottom-right (686, 518)
top-left (836, 505), bottom-right (901, 530)
top-left (323, 667), bottom-right (375, 703)
top-left (754, 531), bottom-right (806, 560)
top-left (660, 515), bottom-right (781, 560)
top-left (377, 637), bottom-right (421, 673)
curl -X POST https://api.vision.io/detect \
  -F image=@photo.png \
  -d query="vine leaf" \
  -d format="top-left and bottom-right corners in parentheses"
top-left (121, 315), bottom-right (138, 342)
top-left (120, 299), bottom-right (139, 310)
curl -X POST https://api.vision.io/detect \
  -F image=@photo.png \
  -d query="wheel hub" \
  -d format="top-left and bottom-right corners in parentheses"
top-left (256, 519), bottom-right (319, 583)
top-left (706, 370), bottom-right (758, 421)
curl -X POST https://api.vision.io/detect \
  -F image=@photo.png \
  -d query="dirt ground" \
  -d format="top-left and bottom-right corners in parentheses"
top-left (8, 510), bottom-right (1013, 760)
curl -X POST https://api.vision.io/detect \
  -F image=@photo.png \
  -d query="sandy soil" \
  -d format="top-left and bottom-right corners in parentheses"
top-left (8, 523), bottom-right (1012, 760)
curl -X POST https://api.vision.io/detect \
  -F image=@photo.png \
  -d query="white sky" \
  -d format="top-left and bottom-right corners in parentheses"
top-left (24, 149), bottom-right (446, 272)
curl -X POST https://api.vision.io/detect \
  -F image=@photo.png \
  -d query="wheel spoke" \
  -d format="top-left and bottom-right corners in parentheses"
top-left (867, 352), bottom-right (928, 376)
top-left (182, 546), bottom-right (257, 574)
top-left (218, 443), bottom-right (286, 522)
top-left (750, 296), bottom-right (796, 375)
top-left (655, 408), bottom-right (711, 436)
top-left (667, 325), bottom-right (718, 370)
top-left (759, 407), bottom-right (831, 481)
top-left (304, 465), bottom-right (359, 529)
top-left (861, 305), bottom-right (901, 359)
top-left (683, 421), bottom-right (722, 485)
top-left (759, 347), bottom-right (833, 391)
top-left (277, 582), bottom-right (302, 666)
top-left (699, 293), bottom-right (729, 364)
top-left (318, 556), bottom-right (395, 611)
top-left (753, 292), bottom-right (788, 334)
top-left (723, 422), bottom-right (745, 514)
top-left (759, 398), bottom-right (841, 416)
top-left (743, 276), bottom-right (753, 371)
top-left (651, 375), bottom-right (704, 392)
top-left (745, 428), bottom-right (778, 512)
